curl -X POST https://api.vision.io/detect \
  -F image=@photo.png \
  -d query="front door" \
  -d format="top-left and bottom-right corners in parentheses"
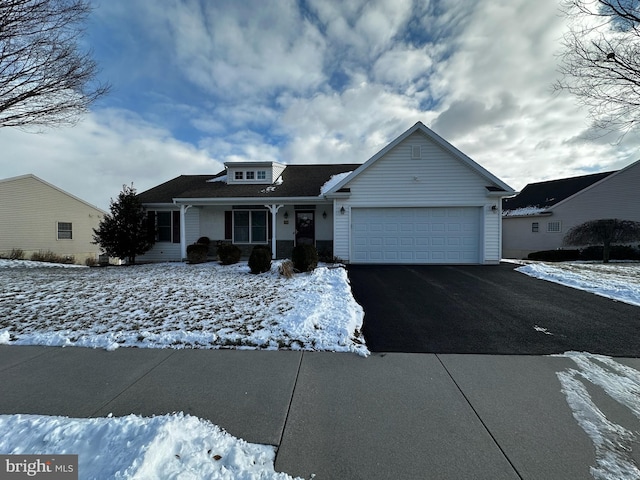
top-left (295, 211), bottom-right (315, 246)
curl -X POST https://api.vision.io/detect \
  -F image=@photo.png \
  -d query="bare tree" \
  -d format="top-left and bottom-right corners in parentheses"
top-left (555, 0), bottom-right (640, 133)
top-left (563, 218), bottom-right (640, 262)
top-left (0, 0), bottom-right (109, 128)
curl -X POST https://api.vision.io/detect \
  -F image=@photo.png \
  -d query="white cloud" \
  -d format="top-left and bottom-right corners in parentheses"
top-left (0, 109), bottom-right (220, 210)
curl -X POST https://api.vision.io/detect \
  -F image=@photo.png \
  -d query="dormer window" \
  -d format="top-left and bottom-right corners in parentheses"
top-left (235, 171), bottom-right (243, 180)
top-left (225, 161), bottom-right (286, 185)
top-left (257, 171), bottom-right (266, 180)
top-left (246, 171), bottom-right (255, 180)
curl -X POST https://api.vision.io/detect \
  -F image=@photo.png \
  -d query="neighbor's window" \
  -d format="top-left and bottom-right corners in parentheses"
top-left (257, 170), bottom-right (266, 180)
top-left (547, 221), bottom-right (561, 233)
top-left (531, 222), bottom-right (539, 233)
top-left (246, 171), bottom-right (255, 180)
top-left (234, 171), bottom-right (243, 180)
top-left (57, 222), bottom-right (72, 240)
top-left (233, 210), bottom-right (267, 243)
top-left (157, 212), bottom-right (172, 242)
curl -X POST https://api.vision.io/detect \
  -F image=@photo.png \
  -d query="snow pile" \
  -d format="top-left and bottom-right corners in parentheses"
top-left (0, 259), bottom-right (86, 269)
top-left (502, 206), bottom-right (548, 217)
top-left (556, 353), bottom-right (640, 480)
top-left (0, 412), bottom-right (301, 480)
top-left (516, 262), bottom-right (640, 307)
top-left (319, 171), bottom-right (352, 195)
top-left (0, 260), bottom-right (368, 355)
top-left (207, 175), bottom-right (228, 183)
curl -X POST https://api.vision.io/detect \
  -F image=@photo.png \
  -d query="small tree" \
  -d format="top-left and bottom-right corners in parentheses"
top-left (563, 218), bottom-right (640, 263)
top-left (93, 184), bottom-right (153, 264)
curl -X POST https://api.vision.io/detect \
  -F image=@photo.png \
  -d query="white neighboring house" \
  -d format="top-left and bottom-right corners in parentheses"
top-left (138, 122), bottom-right (515, 265)
top-left (502, 159), bottom-right (640, 259)
top-left (0, 174), bottom-right (106, 264)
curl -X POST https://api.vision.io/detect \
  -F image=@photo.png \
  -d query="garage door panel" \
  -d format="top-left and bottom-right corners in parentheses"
top-left (351, 207), bottom-right (480, 264)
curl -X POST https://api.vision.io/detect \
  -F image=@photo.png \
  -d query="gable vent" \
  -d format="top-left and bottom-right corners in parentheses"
top-left (411, 145), bottom-right (422, 159)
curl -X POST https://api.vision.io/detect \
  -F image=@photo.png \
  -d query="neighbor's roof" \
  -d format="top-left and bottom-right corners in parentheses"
top-left (502, 170), bottom-right (615, 213)
top-left (137, 164), bottom-right (361, 204)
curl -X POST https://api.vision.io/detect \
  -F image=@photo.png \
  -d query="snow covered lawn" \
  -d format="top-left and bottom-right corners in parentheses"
top-left (513, 261), bottom-right (640, 307)
top-left (0, 260), bottom-right (367, 355)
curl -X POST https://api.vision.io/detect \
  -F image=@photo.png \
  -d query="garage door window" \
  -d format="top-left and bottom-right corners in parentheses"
top-left (547, 221), bottom-right (561, 233)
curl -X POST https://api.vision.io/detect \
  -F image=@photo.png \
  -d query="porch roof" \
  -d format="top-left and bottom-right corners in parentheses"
top-left (137, 164), bottom-right (360, 204)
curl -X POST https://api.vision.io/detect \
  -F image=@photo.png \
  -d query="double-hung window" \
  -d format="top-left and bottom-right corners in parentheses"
top-left (57, 222), bottom-right (72, 240)
top-left (233, 210), bottom-right (267, 243)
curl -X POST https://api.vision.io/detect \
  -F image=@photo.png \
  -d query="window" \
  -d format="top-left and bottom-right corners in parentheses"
top-left (148, 211), bottom-right (180, 243)
top-left (57, 222), bottom-right (72, 240)
top-left (246, 171), bottom-right (255, 180)
top-left (233, 210), bottom-right (267, 243)
top-left (257, 170), bottom-right (266, 180)
top-left (235, 171), bottom-right (243, 180)
top-left (547, 221), bottom-right (561, 233)
top-left (532, 222), bottom-right (539, 233)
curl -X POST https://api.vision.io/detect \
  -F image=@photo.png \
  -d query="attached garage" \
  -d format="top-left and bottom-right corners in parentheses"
top-left (351, 207), bottom-right (482, 264)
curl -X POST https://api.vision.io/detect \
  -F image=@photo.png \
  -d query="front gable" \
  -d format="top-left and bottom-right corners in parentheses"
top-left (327, 122), bottom-right (513, 205)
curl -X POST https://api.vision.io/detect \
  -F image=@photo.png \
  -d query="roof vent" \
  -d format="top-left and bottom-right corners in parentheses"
top-left (411, 145), bottom-right (421, 159)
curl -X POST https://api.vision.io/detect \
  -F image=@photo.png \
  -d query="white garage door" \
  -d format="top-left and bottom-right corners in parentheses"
top-left (351, 207), bottom-right (481, 264)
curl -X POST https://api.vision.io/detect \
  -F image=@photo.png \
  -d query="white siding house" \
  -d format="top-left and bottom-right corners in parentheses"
top-left (138, 122), bottom-right (514, 265)
top-left (325, 124), bottom-right (513, 264)
top-left (0, 174), bottom-right (106, 264)
top-left (502, 160), bottom-right (640, 258)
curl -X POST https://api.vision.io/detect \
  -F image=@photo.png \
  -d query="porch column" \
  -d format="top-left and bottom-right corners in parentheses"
top-left (265, 204), bottom-right (284, 259)
top-left (179, 204), bottom-right (192, 260)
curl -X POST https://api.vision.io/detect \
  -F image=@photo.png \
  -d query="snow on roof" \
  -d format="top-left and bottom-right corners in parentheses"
top-left (207, 175), bottom-right (227, 183)
top-left (502, 206), bottom-right (548, 217)
top-left (320, 171), bottom-right (352, 196)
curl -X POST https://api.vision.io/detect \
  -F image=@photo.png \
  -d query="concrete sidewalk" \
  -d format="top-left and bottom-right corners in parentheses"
top-left (0, 346), bottom-right (637, 479)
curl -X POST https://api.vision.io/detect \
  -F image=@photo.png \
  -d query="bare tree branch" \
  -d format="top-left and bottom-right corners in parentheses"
top-left (555, 0), bottom-right (640, 134)
top-left (0, 0), bottom-right (109, 129)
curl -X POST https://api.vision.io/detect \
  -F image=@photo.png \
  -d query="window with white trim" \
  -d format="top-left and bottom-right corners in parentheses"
top-left (532, 222), bottom-right (539, 233)
top-left (257, 170), bottom-right (266, 180)
top-left (246, 171), bottom-right (255, 180)
top-left (234, 171), bottom-right (243, 180)
top-left (233, 210), bottom-right (267, 243)
top-left (547, 221), bottom-right (561, 233)
top-left (57, 222), bottom-right (72, 239)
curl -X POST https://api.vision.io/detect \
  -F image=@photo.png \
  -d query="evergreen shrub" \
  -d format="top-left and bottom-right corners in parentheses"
top-left (291, 244), bottom-right (318, 272)
top-left (217, 243), bottom-right (242, 265)
top-left (248, 245), bottom-right (272, 274)
top-left (187, 243), bottom-right (209, 264)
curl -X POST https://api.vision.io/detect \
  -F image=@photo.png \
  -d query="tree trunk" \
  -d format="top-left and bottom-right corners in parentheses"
top-left (603, 241), bottom-right (611, 263)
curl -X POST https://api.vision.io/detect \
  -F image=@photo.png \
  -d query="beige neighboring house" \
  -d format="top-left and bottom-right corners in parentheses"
top-left (0, 174), bottom-right (106, 264)
top-left (502, 159), bottom-right (640, 259)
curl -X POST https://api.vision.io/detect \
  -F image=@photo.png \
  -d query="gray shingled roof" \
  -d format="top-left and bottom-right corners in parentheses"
top-left (502, 170), bottom-right (615, 212)
top-left (137, 164), bottom-right (360, 204)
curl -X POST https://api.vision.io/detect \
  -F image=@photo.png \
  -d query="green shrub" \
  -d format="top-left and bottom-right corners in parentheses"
top-left (292, 244), bottom-right (318, 272)
top-left (217, 243), bottom-right (242, 265)
top-left (9, 248), bottom-right (24, 260)
top-left (248, 245), bottom-right (272, 274)
top-left (527, 249), bottom-right (580, 262)
top-left (187, 243), bottom-right (209, 264)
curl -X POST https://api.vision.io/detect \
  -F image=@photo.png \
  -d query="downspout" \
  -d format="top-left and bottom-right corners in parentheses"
top-left (180, 204), bottom-right (193, 260)
top-left (265, 204), bottom-right (284, 259)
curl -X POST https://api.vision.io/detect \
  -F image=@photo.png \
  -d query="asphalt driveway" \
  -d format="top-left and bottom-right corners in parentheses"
top-left (348, 263), bottom-right (640, 356)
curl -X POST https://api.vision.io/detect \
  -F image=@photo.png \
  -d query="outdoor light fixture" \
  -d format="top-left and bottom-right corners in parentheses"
top-left (340, 206), bottom-right (346, 215)
top-left (322, 211), bottom-right (327, 219)
top-left (491, 205), bottom-right (498, 212)
top-left (283, 211), bottom-right (289, 219)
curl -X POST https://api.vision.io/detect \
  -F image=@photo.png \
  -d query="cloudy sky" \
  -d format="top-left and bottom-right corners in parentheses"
top-left (2, 0), bottom-right (639, 211)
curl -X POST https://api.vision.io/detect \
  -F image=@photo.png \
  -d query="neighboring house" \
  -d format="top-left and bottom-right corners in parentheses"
top-left (502, 159), bottom-right (640, 259)
top-left (137, 122), bottom-right (515, 265)
top-left (0, 174), bottom-right (106, 264)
